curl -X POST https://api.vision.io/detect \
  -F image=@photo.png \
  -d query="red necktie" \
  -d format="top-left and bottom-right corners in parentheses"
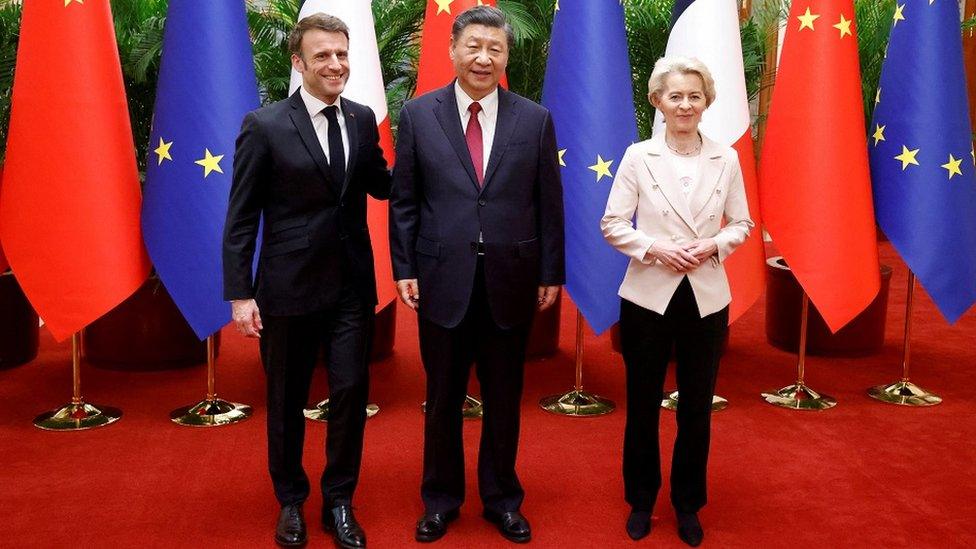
top-left (465, 102), bottom-right (484, 186)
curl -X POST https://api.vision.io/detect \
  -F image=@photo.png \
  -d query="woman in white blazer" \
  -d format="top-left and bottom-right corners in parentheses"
top-left (601, 57), bottom-right (753, 546)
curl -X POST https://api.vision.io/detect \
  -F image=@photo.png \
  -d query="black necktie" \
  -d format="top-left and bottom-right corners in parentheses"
top-left (323, 105), bottom-right (346, 187)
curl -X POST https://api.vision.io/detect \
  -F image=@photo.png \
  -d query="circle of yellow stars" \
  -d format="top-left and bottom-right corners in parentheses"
top-left (153, 137), bottom-right (226, 179)
top-left (555, 147), bottom-right (617, 183)
top-left (870, 0), bottom-right (972, 181)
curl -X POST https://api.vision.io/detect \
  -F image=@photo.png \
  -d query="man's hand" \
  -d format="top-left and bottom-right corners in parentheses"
top-left (231, 299), bottom-right (262, 338)
top-left (537, 285), bottom-right (560, 311)
top-left (396, 279), bottom-right (420, 310)
top-left (684, 238), bottom-right (718, 262)
top-left (650, 240), bottom-right (701, 272)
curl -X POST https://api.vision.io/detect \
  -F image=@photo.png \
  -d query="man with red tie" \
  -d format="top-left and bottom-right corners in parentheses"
top-left (389, 5), bottom-right (564, 544)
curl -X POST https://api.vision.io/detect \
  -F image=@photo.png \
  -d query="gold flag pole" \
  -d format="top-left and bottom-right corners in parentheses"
top-left (539, 309), bottom-right (615, 416)
top-left (867, 271), bottom-right (941, 406)
top-left (761, 292), bottom-right (837, 410)
top-left (34, 332), bottom-right (123, 430)
top-left (170, 335), bottom-right (252, 426)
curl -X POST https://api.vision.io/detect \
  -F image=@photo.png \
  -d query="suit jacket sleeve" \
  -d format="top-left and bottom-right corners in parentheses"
top-left (389, 105), bottom-right (418, 280)
top-left (713, 156), bottom-right (753, 262)
top-left (222, 111), bottom-right (268, 301)
top-left (537, 110), bottom-right (566, 286)
top-left (361, 106), bottom-right (392, 199)
top-left (601, 145), bottom-right (658, 265)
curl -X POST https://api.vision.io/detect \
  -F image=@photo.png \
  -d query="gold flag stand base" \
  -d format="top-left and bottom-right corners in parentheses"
top-left (305, 399), bottom-right (381, 422)
top-left (170, 397), bottom-right (252, 427)
top-left (420, 395), bottom-right (483, 420)
top-left (761, 382), bottom-right (836, 411)
top-left (661, 391), bottom-right (728, 412)
top-left (34, 401), bottom-right (122, 431)
top-left (867, 381), bottom-right (941, 407)
top-left (540, 389), bottom-right (615, 417)
top-left (35, 333), bottom-right (123, 431)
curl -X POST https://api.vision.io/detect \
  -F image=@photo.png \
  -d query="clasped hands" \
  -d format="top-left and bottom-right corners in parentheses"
top-left (649, 238), bottom-right (717, 273)
top-left (396, 279), bottom-right (559, 312)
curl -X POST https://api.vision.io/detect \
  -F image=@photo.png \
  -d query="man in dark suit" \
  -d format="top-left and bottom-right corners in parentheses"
top-left (389, 6), bottom-right (565, 544)
top-left (223, 13), bottom-right (390, 549)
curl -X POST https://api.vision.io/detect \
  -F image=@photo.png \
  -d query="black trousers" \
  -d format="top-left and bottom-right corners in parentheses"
top-left (619, 277), bottom-right (728, 514)
top-left (259, 286), bottom-right (371, 508)
top-left (418, 259), bottom-right (530, 515)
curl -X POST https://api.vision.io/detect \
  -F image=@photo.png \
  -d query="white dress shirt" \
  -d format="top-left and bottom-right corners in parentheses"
top-left (454, 81), bottom-right (498, 175)
top-left (300, 85), bottom-right (349, 166)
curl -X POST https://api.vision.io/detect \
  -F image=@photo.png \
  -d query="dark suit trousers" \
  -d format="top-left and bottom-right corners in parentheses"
top-left (418, 258), bottom-right (530, 515)
top-left (619, 277), bottom-right (728, 514)
top-left (259, 285), bottom-right (371, 508)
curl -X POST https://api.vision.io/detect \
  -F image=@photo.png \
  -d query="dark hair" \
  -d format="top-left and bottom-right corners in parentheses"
top-left (288, 13), bottom-right (350, 57)
top-left (451, 5), bottom-right (514, 50)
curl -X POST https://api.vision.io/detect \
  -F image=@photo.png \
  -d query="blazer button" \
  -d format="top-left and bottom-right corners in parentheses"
top-left (708, 214), bottom-right (716, 220)
top-left (478, 199), bottom-right (486, 207)
top-left (671, 235), bottom-right (679, 241)
top-left (662, 209), bottom-right (669, 216)
top-left (715, 189), bottom-right (722, 195)
top-left (652, 184), bottom-right (659, 190)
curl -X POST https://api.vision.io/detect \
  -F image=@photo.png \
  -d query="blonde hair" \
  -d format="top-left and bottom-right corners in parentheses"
top-left (647, 56), bottom-right (716, 107)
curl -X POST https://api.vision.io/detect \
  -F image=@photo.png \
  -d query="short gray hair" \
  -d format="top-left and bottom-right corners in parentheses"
top-left (451, 5), bottom-right (515, 50)
top-left (647, 56), bottom-right (716, 107)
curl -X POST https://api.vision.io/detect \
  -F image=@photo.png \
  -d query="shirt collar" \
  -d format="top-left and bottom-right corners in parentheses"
top-left (300, 85), bottom-right (342, 118)
top-left (454, 80), bottom-right (498, 118)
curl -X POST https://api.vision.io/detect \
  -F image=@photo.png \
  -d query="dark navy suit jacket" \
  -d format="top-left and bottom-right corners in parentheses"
top-left (223, 90), bottom-right (391, 315)
top-left (390, 83), bottom-right (565, 329)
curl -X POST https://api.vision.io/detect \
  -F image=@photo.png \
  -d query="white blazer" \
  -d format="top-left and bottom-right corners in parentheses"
top-left (601, 133), bottom-right (753, 318)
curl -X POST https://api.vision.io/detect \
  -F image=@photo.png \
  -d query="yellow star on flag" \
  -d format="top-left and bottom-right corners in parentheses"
top-left (555, 0), bottom-right (560, 11)
top-left (893, 4), bottom-right (906, 26)
top-left (833, 14), bottom-right (852, 38)
top-left (64, 0), bottom-right (83, 5)
top-left (894, 145), bottom-right (920, 171)
top-left (872, 125), bottom-right (885, 146)
top-left (875, 88), bottom-right (881, 104)
top-left (941, 154), bottom-right (963, 179)
top-left (797, 7), bottom-right (820, 31)
top-left (589, 155), bottom-right (614, 182)
top-left (195, 149), bottom-right (224, 178)
top-left (558, 149), bottom-right (567, 167)
top-left (971, 146), bottom-right (975, 166)
top-left (434, 0), bottom-right (453, 15)
top-left (154, 137), bottom-right (174, 166)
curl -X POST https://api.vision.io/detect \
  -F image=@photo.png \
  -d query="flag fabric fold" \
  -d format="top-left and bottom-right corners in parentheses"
top-left (290, 0), bottom-right (397, 311)
top-left (659, 0), bottom-right (765, 323)
top-left (758, 0), bottom-right (880, 332)
top-left (415, 0), bottom-right (505, 97)
top-left (542, 1), bottom-right (638, 334)
top-left (869, 0), bottom-right (976, 323)
top-left (0, 0), bottom-right (149, 341)
top-left (142, 0), bottom-right (260, 339)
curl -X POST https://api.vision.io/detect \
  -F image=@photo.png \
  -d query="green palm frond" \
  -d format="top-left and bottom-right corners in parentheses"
top-left (373, 0), bottom-right (425, 128)
top-left (499, 0), bottom-right (553, 102)
top-left (624, 0), bottom-right (672, 140)
top-left (854, 0), bottom-right (896, 129)
top-left (0, 0), bottom-right (20, 163)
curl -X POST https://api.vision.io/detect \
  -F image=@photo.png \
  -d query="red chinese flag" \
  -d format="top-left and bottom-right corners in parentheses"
top-left (758, 0), bottom-right (880, 332)
top-left (0, 0), bottom-right (149, 341)
top-left (415, 0), bottom-right (507, 96)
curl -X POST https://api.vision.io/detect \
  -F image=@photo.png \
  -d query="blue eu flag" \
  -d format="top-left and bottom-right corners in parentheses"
top-left (869, 1), bottom-right (976, 323)
top-left (142, 0), bottom-right (260, 339)
top-left (542, 1), bottom-right (638, 334)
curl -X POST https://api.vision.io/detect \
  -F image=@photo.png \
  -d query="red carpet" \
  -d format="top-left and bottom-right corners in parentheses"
top-left (1, 242), bottom-right (974, 548)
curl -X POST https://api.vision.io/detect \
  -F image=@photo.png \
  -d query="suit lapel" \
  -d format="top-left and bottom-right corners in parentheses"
top-left (340, 97), bottom-right (359, 198)
top-left (642, 134), bottom-right (697, 234)
top-left (687, 137), bottom-right (726, 219)
top-left (481, 88), bottom-right (519, 194)
top-left (433, 84), bottom-right (481, 191)
top-left (288, 91), bottom-right (337, 195)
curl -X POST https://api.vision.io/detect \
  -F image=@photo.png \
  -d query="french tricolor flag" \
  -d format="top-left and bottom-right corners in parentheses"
top-left (290, 0), bottom-right (397, 311)
top-left (654, 0), bottom-right (765, 323)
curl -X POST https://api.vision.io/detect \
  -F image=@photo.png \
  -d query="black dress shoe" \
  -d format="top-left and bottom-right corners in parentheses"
top-left (415, 508), bottom-right (459, 543)
top-left (483, 510), bottom-right (531, 544)
top-left (275, 503), bottom-right (307, 547)
top-left (676, 511), bottom-right (704, 547)
top-left (323, 505), bottom-right (366, 549)
top-left (626, 510), bottom-right (652, 540)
